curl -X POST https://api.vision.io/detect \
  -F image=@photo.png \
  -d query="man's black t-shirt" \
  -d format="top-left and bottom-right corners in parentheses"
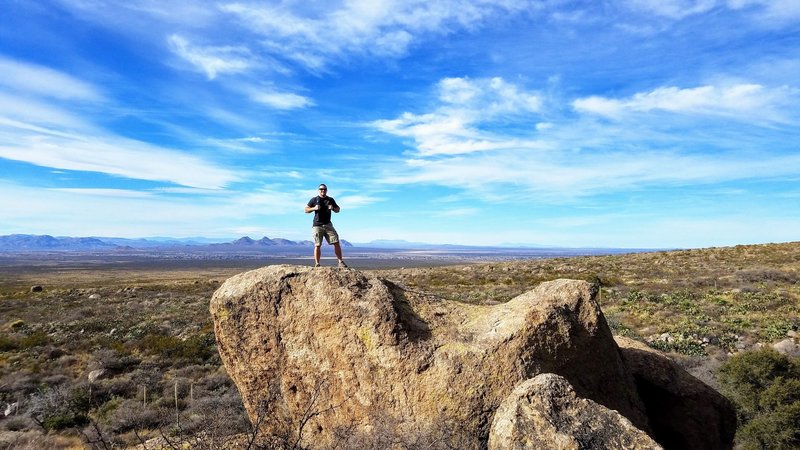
top-left (308, 196), bottom-right (338, 226)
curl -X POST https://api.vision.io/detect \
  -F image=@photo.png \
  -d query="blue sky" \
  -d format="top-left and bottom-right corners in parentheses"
top-left (1, 0), bottom-right (799, 248)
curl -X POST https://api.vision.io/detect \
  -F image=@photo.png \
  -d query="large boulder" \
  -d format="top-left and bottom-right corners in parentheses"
top-left (210, 266), bottom-right (648, 448)
top-left (488, 373), bottom-right (662, 450)
top-left (615, 336), bottom-right (737, 450)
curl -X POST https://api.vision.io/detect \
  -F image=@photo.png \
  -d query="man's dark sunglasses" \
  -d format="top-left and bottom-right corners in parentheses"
top-left (319, 188), bottom-right (327, 191)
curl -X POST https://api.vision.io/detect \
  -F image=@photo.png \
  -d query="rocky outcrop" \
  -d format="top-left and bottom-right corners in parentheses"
top-left (210, 265), bottom-right (732, 449)
top-left (773, 338), bottom-right (800, 357)
top-left (615, 336), bottom-right (736, 450)
top-left (488, 373), bottom-right (662, 450)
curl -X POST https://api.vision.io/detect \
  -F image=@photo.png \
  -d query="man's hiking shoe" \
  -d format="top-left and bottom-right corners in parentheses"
top-left (338, 260), bottom-right (348, 268)
top-left (314, 263), bottom-right (321, 268)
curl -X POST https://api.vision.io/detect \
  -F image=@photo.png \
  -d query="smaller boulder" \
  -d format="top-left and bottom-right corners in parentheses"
top-left (88, 369), bottom-right (107, 383)
top-left (772, 338), bottom-right (800, 357)
top-left (488, 373), bottom-right (661, 450)
top-left (4, 402), bottom-right (18, 416)
top-left (615, 336), bottom-right (736, 450)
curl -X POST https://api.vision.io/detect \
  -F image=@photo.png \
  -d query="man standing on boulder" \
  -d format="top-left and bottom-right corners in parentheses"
top-left (305, 183), bottom-right (348, 268)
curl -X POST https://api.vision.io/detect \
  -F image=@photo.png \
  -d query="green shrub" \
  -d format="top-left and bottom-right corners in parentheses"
top-left (19, 331), bottom-right (50, 349)
top-left (737, 402), bottom-right (800, 450)
top-left (649, 337), bottom-right (706, 356)
top-left (759, 377), bottom-right (800, 411)
top-left (607, 318), bottom-right (636, 338)
top-left (760, 320), bottom-right (798, 342)
top-left (29, 384), bottom-right (94, 432)
top-left (718, 348), bottom-right (800, 449)
top-left (0, 331), bottom-right (49, 351)
top-left (41, 412), bottom-right (89, 431)
top-left (136, 332), bottom-right (216, 361)
top-left (0, 334), bottom-right (18, 351)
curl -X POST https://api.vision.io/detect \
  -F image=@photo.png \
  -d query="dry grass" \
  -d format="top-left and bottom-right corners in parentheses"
top-left (0, 271), bottom-right (248, 449)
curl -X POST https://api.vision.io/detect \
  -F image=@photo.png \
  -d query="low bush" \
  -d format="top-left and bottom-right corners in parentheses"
top-left (718, 348), bottom-right (800, 449)
top-left (736, 268), bottom-right (798, 284)
top-left (1, 415), bottom-right (35, 432)
top-left (91, 348), bottom-right (140, 375)
top-left (650, 337), bottom-right (707, 357)
top-left (107, 399), bottom-right (164, 433)
top-left (19, 331), bottom-right (50, 349)
top-left (0, 331), bottom-right (50, 352)
top-left (41, 411), bottom-right (89, 431)
top-left (135, 332), bottom-right (216, 361)
top-left (0, 334), bottom-right (17, 351)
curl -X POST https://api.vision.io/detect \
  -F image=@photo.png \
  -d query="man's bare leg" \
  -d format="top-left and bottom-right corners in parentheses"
top-left (314, 245), bottom-right (321, 266)
top-left (333, 242), bottom-right (347, 267)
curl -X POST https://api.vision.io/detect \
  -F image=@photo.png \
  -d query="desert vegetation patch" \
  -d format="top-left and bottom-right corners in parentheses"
top-left (1, 242), bottom-right (798, 448)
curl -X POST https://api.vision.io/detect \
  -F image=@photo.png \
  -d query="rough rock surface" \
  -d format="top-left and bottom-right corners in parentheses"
top-left (210, 265), bottom-right (649, 448)
top-left (87, 369), bottom-right (106, 382)
top-left (488, 373), bottom-right (662, 450)
top-left (615, 336), bottom-right (737, 450)
top-left (772, 338), bottom-right (800, 357)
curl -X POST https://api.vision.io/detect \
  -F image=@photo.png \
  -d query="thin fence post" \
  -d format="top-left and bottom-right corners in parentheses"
top-left (174, 381), bottom-right (179, 427)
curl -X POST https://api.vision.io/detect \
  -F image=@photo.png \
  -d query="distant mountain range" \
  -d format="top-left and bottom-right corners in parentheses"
top-left (0, 235), bottom-right (117, 250)
top-left (0, 234), bottom-right (352, 252)
top-left (0, 234), bottom-right (655, 261)
top-left (219, 236), bottom-right (314, 247)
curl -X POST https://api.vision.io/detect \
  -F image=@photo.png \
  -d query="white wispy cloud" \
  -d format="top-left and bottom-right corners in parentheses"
top-left (373, 77), bottom-right (800, 201)
top-left (232, 188), bottom-right (310, 215)
top-left (0, 132), bottom-right (238, 189)
top-left (435, 207), bottom-right (480, 217)
top-left (728, 0), bottom-right (800, 25)
top-left (0, 57), bottom-right (106, 132)
top-left (373, 77), bottom-right (545, 156)
top-left (623, 0), bottom-right (717, 19)
top-left (218, 1), bottom-right (537, 71)
top-left (0, 57), bottom-right (242, 189)
top-left (248, 89), bottom-right (313, 110)
top-left (152, 187), bottom-right (229, 195)
top-left (54, 0), bottom-right (218, 30)
top-left (168, 34), bottom-right (254, 79)
top-left (337, 194), bottom-right (384, 209)
top-left (0, 182), bottom-right (224, 236)
top-left (622, 0), bottom-right (800, 26)
top-left (50, 0), bottom-right (800, 88)
top-left (49, 188), bottom-right (153, 198)
top-left (438, 77), bottom-right (542, 113)
top-left (573, 84), bottom-right (799, 123)
top-left (0, 181), bottom-right (314, 238)
top-left (0, 97), bottom-right (89, 131)
top-left (0, 57), bottom-right (103, 101)
top-left (203, 137), bottom-right (272, 154)
top-left (383, 149), bottom-right (800, 199)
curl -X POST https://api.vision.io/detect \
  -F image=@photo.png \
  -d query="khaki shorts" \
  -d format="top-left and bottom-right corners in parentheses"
top-left (312, 223), bottom-right (340, 246)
